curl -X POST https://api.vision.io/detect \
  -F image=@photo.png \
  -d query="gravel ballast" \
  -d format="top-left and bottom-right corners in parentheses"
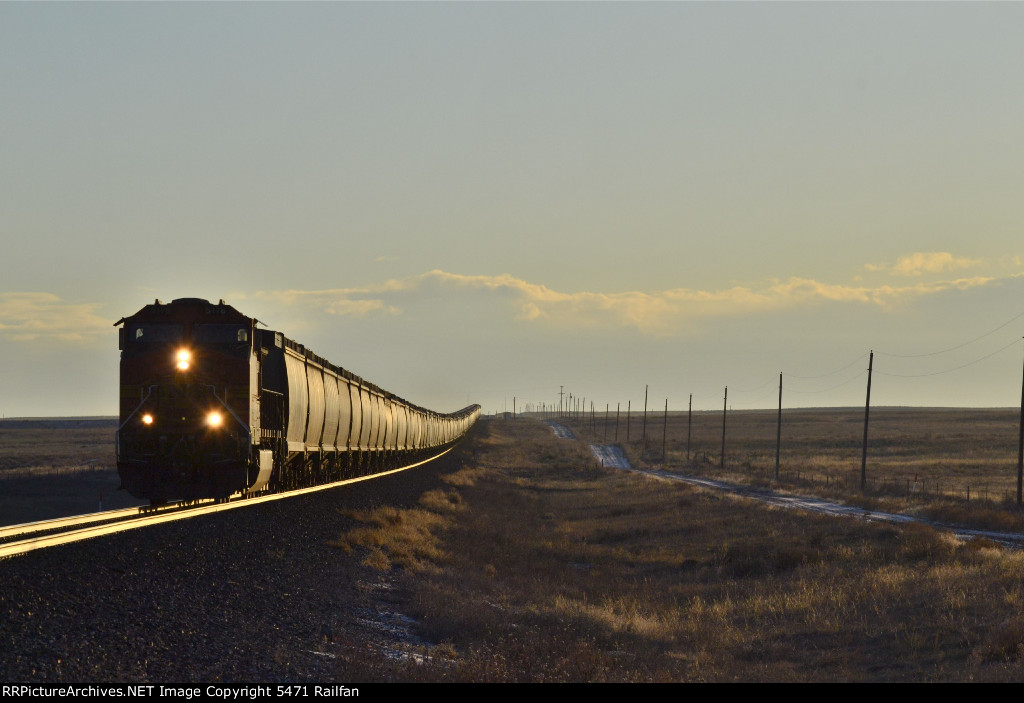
top-left (0, 453), bottom-right (462, 683)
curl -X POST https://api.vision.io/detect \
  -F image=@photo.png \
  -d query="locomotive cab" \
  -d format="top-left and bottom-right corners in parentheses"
top-left (115, 298), bottom-right (264, 502)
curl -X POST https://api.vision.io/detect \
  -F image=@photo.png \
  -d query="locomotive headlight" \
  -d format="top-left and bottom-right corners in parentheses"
top-left (142, 413), bottom-right (154, 426)
top-left (175, 348), bottom-right (192, 371)
top-left (206, 411), bottom-right (224, 428)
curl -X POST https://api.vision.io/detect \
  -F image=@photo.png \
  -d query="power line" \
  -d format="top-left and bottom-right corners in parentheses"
top-left (786, 368), bottom-right (868, 395)
top-left (784, 353), bottom-right (869, 380)
top-left (875, 337), bottom-right (1022, 378)
top-left (726, 308), bottom-right (1024, 398)
top-left (877, 307), bottom-right (1024, 359)
top-left (729, 376), bottom-right (777, 394)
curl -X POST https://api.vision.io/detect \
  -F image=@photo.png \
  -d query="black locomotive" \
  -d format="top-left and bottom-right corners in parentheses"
top-left (115, 298), bottom-right (480, 503)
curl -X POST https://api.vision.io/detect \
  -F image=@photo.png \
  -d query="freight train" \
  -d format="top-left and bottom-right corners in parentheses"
top-left (114, 298), bottom-right (480, 504)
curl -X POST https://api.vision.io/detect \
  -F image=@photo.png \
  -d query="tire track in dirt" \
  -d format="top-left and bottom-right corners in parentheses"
top-left (545, 420), bottom-right (1024, 548)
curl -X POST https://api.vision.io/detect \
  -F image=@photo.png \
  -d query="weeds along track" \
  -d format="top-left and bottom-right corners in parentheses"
top-left (544, 419), bottom-right (1024, 550)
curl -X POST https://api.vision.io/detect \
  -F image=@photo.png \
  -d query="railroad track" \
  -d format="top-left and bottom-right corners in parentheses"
top-left (0, 500), bottom-right (221, 560)
top-left (0, 445), bottom-right (457, 560)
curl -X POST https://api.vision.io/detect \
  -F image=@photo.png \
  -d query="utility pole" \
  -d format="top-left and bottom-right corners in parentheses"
top-left (861, 351), bottom-right (873, 492)
top-left (775, 373), bottom-right (782, 481)
top-left (615, 402), bottom-right (620, 442)
top-left (1017, 339), bottom-right (1024, 505)
top-left (559, 386), bottom-right (564, 418)
top-left (721, 386), bottom-right (727, 470)
top-left (687, 394), bottom-right (692, 464)
top-left (662, 399), bottom-right (668, 465)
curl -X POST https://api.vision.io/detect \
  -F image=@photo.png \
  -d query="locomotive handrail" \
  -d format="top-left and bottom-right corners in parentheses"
top-left (115, 384), bottom-right (157, 463)
top-left (117, 384), bottom-right (156, 432)
top-left (208, 384), bottom-right (250, 434)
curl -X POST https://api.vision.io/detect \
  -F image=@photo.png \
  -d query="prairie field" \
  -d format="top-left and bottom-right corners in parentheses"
top-left (0, 418), bottom-right (146, 525)
top-left (330, 415), bottom-right (1024, 682)
top-left (9, 412), bottom-right (1024, 680)
top-left (561, 407), bottom-right (1024, 533)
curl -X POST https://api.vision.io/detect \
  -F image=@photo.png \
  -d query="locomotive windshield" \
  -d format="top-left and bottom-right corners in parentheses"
top-left (193, 323), bottom-right (249, 344)
top-left (128, 323), bottom-right (184, 343)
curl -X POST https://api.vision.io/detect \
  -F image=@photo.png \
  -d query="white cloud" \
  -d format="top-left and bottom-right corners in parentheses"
top-left (0, 293), bottom-right (110, 343)
top-left (324, 299), bottom-right (400, 318)
top-left (252, 267), bottom-right (1003, 338)
top-left (3, 261), bottom-right (1004, 347)
top-left (866, 252), bottom-right (983, 276)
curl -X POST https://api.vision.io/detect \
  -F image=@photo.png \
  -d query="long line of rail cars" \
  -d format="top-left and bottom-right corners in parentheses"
top-left (114, 298), bottom-right (480, 504)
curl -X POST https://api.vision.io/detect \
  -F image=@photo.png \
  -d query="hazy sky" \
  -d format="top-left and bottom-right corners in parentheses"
top-left (4, 2), bottom-right (1024, 417)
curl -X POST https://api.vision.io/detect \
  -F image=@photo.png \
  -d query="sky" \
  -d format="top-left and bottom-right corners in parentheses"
top-left (3, 2), bottom-right (1024, 418)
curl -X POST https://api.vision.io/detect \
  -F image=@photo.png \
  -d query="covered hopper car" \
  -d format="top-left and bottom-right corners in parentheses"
top-left (114, 298), bottom-right (480, 503)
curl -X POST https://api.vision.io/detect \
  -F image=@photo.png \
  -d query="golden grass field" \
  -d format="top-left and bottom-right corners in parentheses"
top-left (329, 413), bottom-right (1024, 681)
top-left (8, 411), bottom-right (1024, 680)
top-left (0, 419), bottom-right (146, 525)
top-left (563, 406), bottom-right (1024, 532)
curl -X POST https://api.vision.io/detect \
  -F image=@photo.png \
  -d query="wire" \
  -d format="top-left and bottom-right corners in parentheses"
top-left (875, 337), bottom-right (1022, 378)
top-left (786, 369), bottom-right (868, 394)
top-left (876, 307), bottom-right (1024, 358)
top-left (733, 352), bottom-right (870, 397)
top-left (784, 353), bottom-right (869, 380)
top-left (729, 376), bottom-right (778, 394)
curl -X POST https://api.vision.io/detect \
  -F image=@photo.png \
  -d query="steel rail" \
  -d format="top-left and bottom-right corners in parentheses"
top-left (0, 507), bottom-right (144, 541)
top-left (0, 494), bottom-right (237, 540)
top-left (0, 445), bottom-right (456, 560)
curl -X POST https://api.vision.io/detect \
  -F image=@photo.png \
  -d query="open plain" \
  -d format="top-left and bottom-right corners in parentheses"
top-left (5, 411), bottom-right (1024, 681)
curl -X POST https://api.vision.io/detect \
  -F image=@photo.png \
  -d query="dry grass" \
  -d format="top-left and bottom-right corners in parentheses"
top-left (330, 416), bottom-right (1024, 682)
top-left (12, 414), bottom-right (1024, 680)
top-left (568, 407), bottom-right (1024, 533)
top-left (0, 419), bottom-right (146, 524)
top-left (0, 421), bottom-right (116, 474)
top-left (330, 506), bottom-right (450, 572)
